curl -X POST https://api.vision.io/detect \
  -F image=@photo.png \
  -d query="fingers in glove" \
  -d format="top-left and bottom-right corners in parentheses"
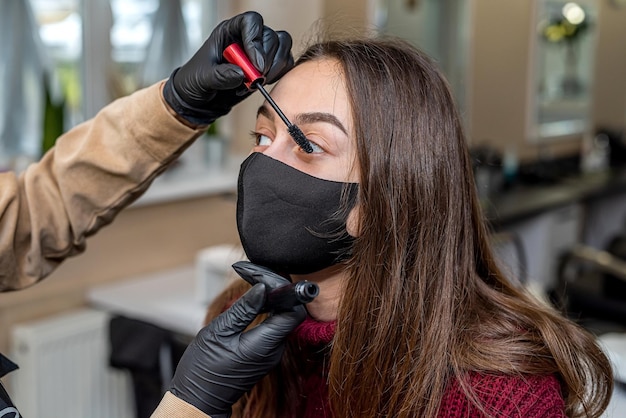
top-left (259, 26), bottom-right (280, 74)
top-left (240, 304), bottom-right (306, 350)
top-left (234, 11), bottom-right (266, 72)
top-left (263, 304), bottom-right (307, 333)
top-left (232, 261), bottom-right (291, 291)
top-left (265, 30), bottom-right (294, 84)
top-left (211, 283), bottom-right (266, 338)
top-left (201, 12), bottom-right (264, 89)
top-left (212, 14), bottom-right (284, 89)
top-left (212, 63), bottom-right (246, 90)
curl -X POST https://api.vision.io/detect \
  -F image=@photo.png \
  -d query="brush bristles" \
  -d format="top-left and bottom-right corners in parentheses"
top-left (287, 124), bottom-right (314, 153)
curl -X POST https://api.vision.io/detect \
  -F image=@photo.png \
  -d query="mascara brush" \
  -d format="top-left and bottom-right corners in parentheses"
top-left (223, 43), bottom-right (314, 153)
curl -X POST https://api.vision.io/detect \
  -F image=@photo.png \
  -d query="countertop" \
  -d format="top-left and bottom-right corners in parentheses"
top-left (484, 169), bottom-right (626, 227)
top-left (87, 264), bottom-right (208, 337)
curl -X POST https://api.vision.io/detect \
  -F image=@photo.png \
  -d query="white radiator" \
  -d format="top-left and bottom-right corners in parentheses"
top-left (8, 309), bottom-right (135, 418)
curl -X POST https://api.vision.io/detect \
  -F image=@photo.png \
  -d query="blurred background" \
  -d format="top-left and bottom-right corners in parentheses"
top-left (1, 1), bottom-right (626, 417)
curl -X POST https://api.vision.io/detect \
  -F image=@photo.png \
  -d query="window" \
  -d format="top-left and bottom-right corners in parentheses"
top-left (33, 0), bottom-right (210, 120)
top-left (0, 0), bottom-right (214, 171)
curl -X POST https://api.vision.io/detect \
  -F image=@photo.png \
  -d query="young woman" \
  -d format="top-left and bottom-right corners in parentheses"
top-left (204, 37), bottom-right (613, 418)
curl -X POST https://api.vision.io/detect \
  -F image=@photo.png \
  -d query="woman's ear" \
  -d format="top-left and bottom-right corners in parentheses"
top-left (346, 205), bottom-right (360, 237)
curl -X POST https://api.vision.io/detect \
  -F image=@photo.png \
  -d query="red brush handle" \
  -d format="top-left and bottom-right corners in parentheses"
top-left (223, 43), bottom-right (265, 89)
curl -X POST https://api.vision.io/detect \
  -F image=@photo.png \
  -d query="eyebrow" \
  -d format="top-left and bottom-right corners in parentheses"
top-left (257, 104), bottom-right (348, 135)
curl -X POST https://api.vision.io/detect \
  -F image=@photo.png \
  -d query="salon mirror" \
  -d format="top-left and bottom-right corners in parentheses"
top-left (527, 0), bottom-right (598, 142)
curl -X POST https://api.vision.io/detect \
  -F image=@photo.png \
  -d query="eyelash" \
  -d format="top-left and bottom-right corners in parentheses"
top-left (249, 130), bottom-right (263, 145)
top-left (249, 131), bottom-right (324, 153)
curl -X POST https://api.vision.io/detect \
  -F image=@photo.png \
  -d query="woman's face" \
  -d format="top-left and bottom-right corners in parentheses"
top-left (251, 58), bottom-right (358, 183)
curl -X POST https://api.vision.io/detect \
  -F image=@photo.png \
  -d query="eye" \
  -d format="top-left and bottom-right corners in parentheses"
top-left (250, 131), bottom-right (273, 147)
top-left (306, 140), bottom-right (324, 154)
top-left (249, 130), bottom-right (326, 154)
top-left (258, 134), bottom-right (272, 146)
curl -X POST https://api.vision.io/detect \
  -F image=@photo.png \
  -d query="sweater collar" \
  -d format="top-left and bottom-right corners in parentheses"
top-left (292, 315), bottom-right (336, 346)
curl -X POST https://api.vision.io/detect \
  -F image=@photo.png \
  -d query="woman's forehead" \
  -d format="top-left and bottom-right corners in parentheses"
top-left (269, 59), bottom-right (352, 129)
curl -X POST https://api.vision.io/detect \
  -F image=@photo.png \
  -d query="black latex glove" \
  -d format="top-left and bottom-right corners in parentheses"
top-left (163, 11), bottom-right (294, 125)
top-left (169, 264), bottom-right (305, 417)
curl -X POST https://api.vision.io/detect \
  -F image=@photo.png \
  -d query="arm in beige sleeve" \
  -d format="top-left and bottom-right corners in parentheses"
top-left (0, 81), bottom-right (207, 291)
top-left (151, 392), bottom-right (212, 418)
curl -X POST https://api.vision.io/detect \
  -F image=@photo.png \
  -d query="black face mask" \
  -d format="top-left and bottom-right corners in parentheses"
top-left (236, 153), bottom-right (359, 275)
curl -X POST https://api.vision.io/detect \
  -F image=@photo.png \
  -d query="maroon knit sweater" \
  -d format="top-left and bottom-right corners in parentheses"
top-left (289, 316), bottom-right (566, 418)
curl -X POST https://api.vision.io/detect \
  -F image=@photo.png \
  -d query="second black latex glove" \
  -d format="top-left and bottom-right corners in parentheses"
top-left (169, 269), bottom-right (305, 417)
top-left (163, 11), bottom-right (294, 125)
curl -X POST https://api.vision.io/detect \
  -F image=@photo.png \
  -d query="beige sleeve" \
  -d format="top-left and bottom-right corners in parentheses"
top-left (151, 392), bottom-right (212, 418)
top-left (0, 81), bottom-right (207, 291)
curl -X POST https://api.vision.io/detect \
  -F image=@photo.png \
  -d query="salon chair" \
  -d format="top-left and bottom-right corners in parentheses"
top-left (554, 244), bottom-right (626, 334)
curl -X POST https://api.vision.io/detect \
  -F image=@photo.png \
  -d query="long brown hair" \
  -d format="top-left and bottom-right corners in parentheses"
top-left (212, 38), bottom-right (613, 417)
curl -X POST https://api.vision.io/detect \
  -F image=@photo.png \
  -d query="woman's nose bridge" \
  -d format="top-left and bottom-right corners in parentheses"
top-left (261, 133), bottom-right (294, 162)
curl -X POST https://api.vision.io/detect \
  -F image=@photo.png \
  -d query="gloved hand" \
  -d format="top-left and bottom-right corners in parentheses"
top-left (169, 263), bottom-right (306, 417)
top-left (163, 11), bottom-right (294, 125)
